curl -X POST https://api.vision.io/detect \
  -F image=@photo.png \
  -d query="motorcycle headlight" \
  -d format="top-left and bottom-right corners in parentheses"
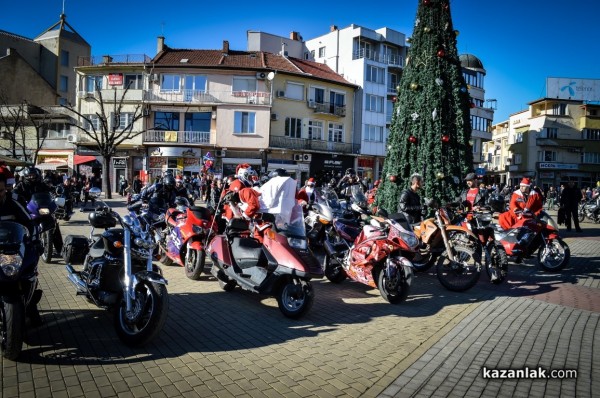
top-left (287, 237), bottom-right (307, 250)
top-left (39, 208), bottom-right (50, 215)
top-left (134, 238), bottom-right (144, 247)
top-left (0, 254), bottom-right (23, 278)
top-left (318, 217), bottom-right (331, 225)
top-left (400, 232), bottom-right (419, 249)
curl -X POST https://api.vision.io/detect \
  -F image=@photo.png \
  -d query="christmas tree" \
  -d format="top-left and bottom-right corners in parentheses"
top-left (376, 0), bottom-right (473, 213)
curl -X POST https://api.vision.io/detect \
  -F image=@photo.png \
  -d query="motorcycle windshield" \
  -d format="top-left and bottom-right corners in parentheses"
top-left (149, 196), bottom-right (167, 212)
top-left (539, 211), bottom-right (559, 231)
top-left (275, 204), bottom-right (307, 238)
top-left (31, 192), bottom-right (54, 207)
top-left (0, 221), bottom-right (27, 252)
top-left (350, 184), bottom-right (367, 206)
top-left (317, 188), bottom-right (342, 211)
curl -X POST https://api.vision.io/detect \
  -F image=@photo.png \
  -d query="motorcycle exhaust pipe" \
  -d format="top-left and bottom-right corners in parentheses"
top-left (65, 265), bottom-right (87, 293)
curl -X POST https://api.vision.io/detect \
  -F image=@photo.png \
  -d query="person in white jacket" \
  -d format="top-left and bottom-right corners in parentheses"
top-left (259, 169), bottom-right (297, 226)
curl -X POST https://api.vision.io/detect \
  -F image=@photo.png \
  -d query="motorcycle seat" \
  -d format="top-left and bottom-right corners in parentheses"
top-left (336, 218), bottom-right (361, 227)
top-left (88, 238), bottom-right (105, 259)
top-left (230, 237), bottom-right (266, 269)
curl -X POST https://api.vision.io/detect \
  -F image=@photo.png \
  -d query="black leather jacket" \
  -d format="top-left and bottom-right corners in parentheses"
top-left (13, 180), bottom-right (51, 206)
top-left (398, 188), bottom-right (422, 224)
top-left (459, 187), bottom-right (488, 209)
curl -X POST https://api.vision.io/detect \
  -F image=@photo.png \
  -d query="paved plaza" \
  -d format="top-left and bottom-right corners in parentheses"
top-left (1, 199), bottom-right (598, 397)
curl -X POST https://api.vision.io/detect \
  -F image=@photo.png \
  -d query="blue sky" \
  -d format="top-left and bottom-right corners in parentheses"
top-left (3, 0), bottom-right (599, 123)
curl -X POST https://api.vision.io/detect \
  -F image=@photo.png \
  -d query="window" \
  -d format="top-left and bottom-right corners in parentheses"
top-left (318, 47), bottom-right (326, 58)
top-left (233, 77), bottom-right (256, 92)
top-left (582, 152), bottom-right (600, 164)
top-left (551, 103), bottom-right (567, 116)
top-left (470, 115), bottom-right (491, 132)
top-left (86, 75), bottom-right (103, 92)
top-left (310, 50), bottom-right (315, 59)
top-left (154, 112), bottom-right (180, 130)
top-left (285, 117), bottom-right (302, 138)
top-left (388, 72), bottom-right (399, 91)
top-left (541, 127), bottom-right (558, 139)
top-left (366, 65), bottom-right (384, 84)
top-left (184, 75), bottom-right (207, 92)
top-left (83, 114), bottom-right (101, 130)
top-left (60, 50), bottom-right (69, 67)
top-left (386, 100), bottom-right (393, 123)
top-left (310, 87), bottom-right (325, 104)
top-left (330, 91), bottom-right (345, 107)
top-left (124, 74), bottom-right (143, 90)
top-left (538, 151), bottom-right (557, 162)
top-left (60, 75), bottom-right (68, 92)
top-left (185, 112), bottom-right (211, 131)
top-left (308, 120), bottom-right (323, 140)
top-left (42, 123), bottom-right (69, 138)
top-left (365, 94), bottom-right (384, 113)
top-left (583, 129), bottom-right (600, 140)
top-left (109, 112), bottom-right (135, 130)
top-left (515, 132), bottom-right (524, 143)
top-left (328, 123), bottom-right (343, 142)
top-left (234, 111), bottom-right (256, 134)
top-left (161, 74), bottom-right (181, 92)
top-left (462, 70), bottom-right (484, 88)
top-left (364, 124), bottom-right (383, 142)
top-left (286, 82), bottom-right (304, 101)
top-left (513, 154), bottom-right (522, 165)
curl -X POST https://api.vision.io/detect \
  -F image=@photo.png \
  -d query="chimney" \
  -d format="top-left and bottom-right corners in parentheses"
top-left (330, 25), bottom-right (338, 32)
top-left (102, 55), bottom-right (113, 64)
top-left (222, 40), bottom-right (230, 54)
top-left (290, 31), bottom-right (299, 41)
top-left (157, 36), bottom-right (165, 54)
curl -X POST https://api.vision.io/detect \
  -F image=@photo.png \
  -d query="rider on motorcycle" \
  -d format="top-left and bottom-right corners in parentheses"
top-left (498, 178), bottom-right (543, 230)
top-left (12, 167), bottom-right (51, 206)
top-left (336, 168), bottom-right (367, 197)
top-left (141, 174), bottom-right (178, 208)
top-left (220, 164), bottom-right (258, 223)
top-left (459, 173), bottom-right (488, 210)
top-left (56, 178), bottom-right (75, 217)
top-left (296, 177), bottom-right (317, 207)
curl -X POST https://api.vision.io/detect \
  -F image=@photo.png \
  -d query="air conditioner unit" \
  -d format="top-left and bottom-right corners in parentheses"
top-left (308, 100), bottom-right (317, 109)
top-left (215, 150), bottom-right (226, 158)
top-left (247, 97), bottom-right (257, 104)
top-left (150, 73), bottom-right (159, 82)
top-left (256, 72), bottom-right (267, 80)
top-left (270, 113), bottom-right (278, 121)
top-left (276, 90), bottom-right (286, 98)
top-left (293, 154), bottom-right (302, 161)
top-left (66, 134), bottom-right (78, 143)
top-left (302, 154), bottom-right (312, 162)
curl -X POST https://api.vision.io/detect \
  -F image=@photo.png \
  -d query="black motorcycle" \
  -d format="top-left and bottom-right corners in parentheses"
top-left (26, 192), bottom-right (63, 263)
top-left (65, 189), bottom-right (169, 346)
top-left (0, 221), bottom-right (43, 360)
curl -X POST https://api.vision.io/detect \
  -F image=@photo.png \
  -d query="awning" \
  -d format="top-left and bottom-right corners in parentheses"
top-left (0, 155), bottom-right (32, 167)
top-left (74, 155), bottom-right (97, 165)
top-left (36, 160), bottom-right (68, 171)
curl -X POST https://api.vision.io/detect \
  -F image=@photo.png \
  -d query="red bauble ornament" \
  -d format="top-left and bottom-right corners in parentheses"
top-left (443, 2), bottom-right (449, 10)
top-left (437, 49), bottom-right (445, 58)
top-left (392, 96), bottom-right (397, 102)
top-left (423, 0), bottom-right (431, 5)
top-left (441, 135), bottom-right (450, 143)
top-left (408, 135), bottom-right (417, 143)
top-left (389, 175), bottom-right (397, 183)
top-left (470, 102), bottom-right (476, 108)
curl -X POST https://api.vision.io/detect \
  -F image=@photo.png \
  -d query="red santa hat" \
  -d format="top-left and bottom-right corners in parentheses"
top-left (520, 178), bottom-right (531, 186)
top-left (0, 165), bottom-right (15, 186)
top-left (307, 178), bottom-right (315, 183)
top-left (236, 163), bottom-right (252, 175)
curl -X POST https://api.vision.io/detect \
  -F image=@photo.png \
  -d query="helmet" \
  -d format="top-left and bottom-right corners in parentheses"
top-left (236, 164), bottom-right (257, 185)
top-left (183, 176), bottom-right (190, 183)
top-left (268, 168), bottom-right (288, 179)
top-left (328, 178), bottom-right (337, 187)
top-left (163, 175), bottom-right (176, 189)
top-left (174, 196), bottom-right (190, 212)
top-left (345, 168), bottom-right (356, 178)
top-left (22, 167), bottom-right (41, 183)
top-left (259, 174), bottom-right (270, 185)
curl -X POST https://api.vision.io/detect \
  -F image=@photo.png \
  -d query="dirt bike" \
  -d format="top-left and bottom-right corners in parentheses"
top-left (323, 211), bottom-right (418, 304)
top-left (412, 200), bottom-right (483, 292)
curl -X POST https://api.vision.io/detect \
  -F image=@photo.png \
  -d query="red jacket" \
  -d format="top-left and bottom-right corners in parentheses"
top-left (498, 189), bottom-right (543, 229)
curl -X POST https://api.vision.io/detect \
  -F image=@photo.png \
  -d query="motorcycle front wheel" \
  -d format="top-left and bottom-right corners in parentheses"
top-left (578, 208), bottom-right (585, 223)
top-left (184, 247), bottom-right (205, 280)
top-left (538, 238), bottom-right (570, 272)
top-left (436, 244), bottom-right (482, 292)
top-left (276, 279), bottom-right (314, 319)
top-left (377, 264), bottom-right (413, 304)
top-left (1, 299), bottom-right (25, 361)
top-left (114, 281), bottom-right (169, 346)
top-left (485, 243), bottom-right (509, 285)
top-left (41, 230), bottom-right (53, 263)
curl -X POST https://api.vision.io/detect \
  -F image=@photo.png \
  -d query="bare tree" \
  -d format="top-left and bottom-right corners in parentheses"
top-left (63, 84), bottom-right (144, 199)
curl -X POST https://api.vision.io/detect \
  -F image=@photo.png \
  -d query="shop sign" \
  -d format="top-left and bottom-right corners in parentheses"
top-left (358, 158), bottom-right (374, 168)
top-left (112, 158), bottom-right (127, 168)
top-left (149, 157), bottom-right (167, 168)
top-left (108, 73), bottom-right (123, 86)
top-left (149, 147), bottom-right (200, 157)
top-left (538, 163), bottom-right (579, 170)
top-left (539, 172), bottom-right (555, 179)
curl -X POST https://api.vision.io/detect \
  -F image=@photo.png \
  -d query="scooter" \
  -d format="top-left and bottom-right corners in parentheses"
top-left (160, 197), bottom-right (217, 280)
top-left (208, 202), bottom-right (323, 319)
top-left (0, 222), bottom-right (42, 360)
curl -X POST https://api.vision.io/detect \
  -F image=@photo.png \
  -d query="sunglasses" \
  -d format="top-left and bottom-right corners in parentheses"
top-left (307, 183), bottom-right (315, 187)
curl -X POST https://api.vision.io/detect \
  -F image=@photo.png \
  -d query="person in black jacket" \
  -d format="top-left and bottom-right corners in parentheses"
top-left (460, 173), bottom-right (488, 210)
top-left (398, 173), bottom-right (423, 224)
top-left (559, 180), bottom-right (582, 232)
top-left (12, 167), bottom-right (51, 206)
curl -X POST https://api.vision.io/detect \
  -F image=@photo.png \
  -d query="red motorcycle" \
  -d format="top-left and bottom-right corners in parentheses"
top-left (160, 198), bottom-right (217, 280)
top-left (323, 211), bottom-right (418, 303)
top-left (208, 202), bottom-right (323, 319)
top-left (494, 210), bottom-right (569, 272)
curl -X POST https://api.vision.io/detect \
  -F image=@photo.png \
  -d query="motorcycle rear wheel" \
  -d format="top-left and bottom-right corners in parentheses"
top-left (185, 248), bottom-right (205, 280)
top-left (538, 238), bottom-right (570, 272)
top-left (411, 250), bottom-right (437, 272)
top-left (276, 279), bottom-right (314, 319)
top-left (377, 264), bottom-right (413, 304)
top-left (578, 209), bottom-right (585, 223)
top-left (41, 230), bottom-right (53, 263)
top-left (436, 244), bottom-right (482, 292)
top-left (485, 243), bottom-right (508, 285)
top-left (323, 255), bottom-right (347, 283)
top-left (114, 281), bottom-right (169, 346)
top-left (1, 300), bottom-right (25, 361)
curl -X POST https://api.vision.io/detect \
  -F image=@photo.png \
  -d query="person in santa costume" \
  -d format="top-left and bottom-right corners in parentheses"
top-left (498, 178), bottom-right (543, 230)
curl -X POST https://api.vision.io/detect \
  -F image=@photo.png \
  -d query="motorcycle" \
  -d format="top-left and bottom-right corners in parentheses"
top-left (0, 222), bottom-right (42, 360)
top-left (208, 199), bottom-right (323, 319)
top-left (494, 210), bottom-right (570, 272)
top-left (304, 192), bottom-right (334, 249)
top-left (53, 187), bottom-right (73, 222)
top-left (412, 200), bottom-right (483, 292)
top-left (323, 211), bottom-right (417, 304)
top-left (65, 188), bottom-right (169, 346)
top-left (160, 197), bottom-right (217, 280)
top-left (578, 199), bottom-right (599, 223)
top-left (27, 192), bottom-right (63, 263)
top-left (321, 185), bottom-right (371, 248)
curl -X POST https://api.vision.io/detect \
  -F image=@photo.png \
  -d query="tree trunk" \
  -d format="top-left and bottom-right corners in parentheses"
top-left (103, 155), bottom-right (112, 199)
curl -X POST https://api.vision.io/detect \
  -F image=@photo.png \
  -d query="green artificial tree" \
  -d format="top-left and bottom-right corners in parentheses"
top-left (376, 0), bottom-right (474, 213)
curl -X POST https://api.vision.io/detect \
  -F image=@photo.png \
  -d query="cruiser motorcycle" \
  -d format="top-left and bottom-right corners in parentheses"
top-left (27, 192), bottom-right (63, 263)
top-left (65, 189), bottom-right (169, 346)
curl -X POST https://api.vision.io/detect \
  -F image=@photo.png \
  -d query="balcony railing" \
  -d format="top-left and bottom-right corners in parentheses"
top-left (77, 54), bottom-right (152, 66)
top-left (144, 90), bottom-right (271, 105)
top-left (144, 130), bottom-right (211, 144)
top-left (78, 89), bottom-right (144, 102)
top-left (308, 101), bottom-right (346, 117)
top-left (270, 135), bottom-right (360, 154)
top-left (352, 49), bottom-right (403, 67)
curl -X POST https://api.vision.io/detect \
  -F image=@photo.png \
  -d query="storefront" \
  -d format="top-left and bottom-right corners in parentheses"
top-left (147, 147), bottom-right (203, 182)
top-left (310, 153), bottom-right (355, 185)
top-left (36, 150), bottom-right (73, 174)
top-left (267, 159), bottom-right (310, 186)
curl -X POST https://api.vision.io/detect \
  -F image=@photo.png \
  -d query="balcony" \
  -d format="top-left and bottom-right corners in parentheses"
top-left (270, 136), bottom-right (360, 154)
top-left (144, 130), bottom-right (211, 144)
top-left (144, 90), bottom-right (271, 105)
top-left (353, 49), bottom-right (403, 67)
top-left (308, 101), bottom-right (346, 117)
top-left (77, 54), bottom-right (152, 66)
top-left (78, 89), bottom-right (144, 102)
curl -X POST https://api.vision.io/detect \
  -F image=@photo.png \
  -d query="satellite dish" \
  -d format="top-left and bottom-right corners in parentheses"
top-left (267, 72), bottom-right (275, 81)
